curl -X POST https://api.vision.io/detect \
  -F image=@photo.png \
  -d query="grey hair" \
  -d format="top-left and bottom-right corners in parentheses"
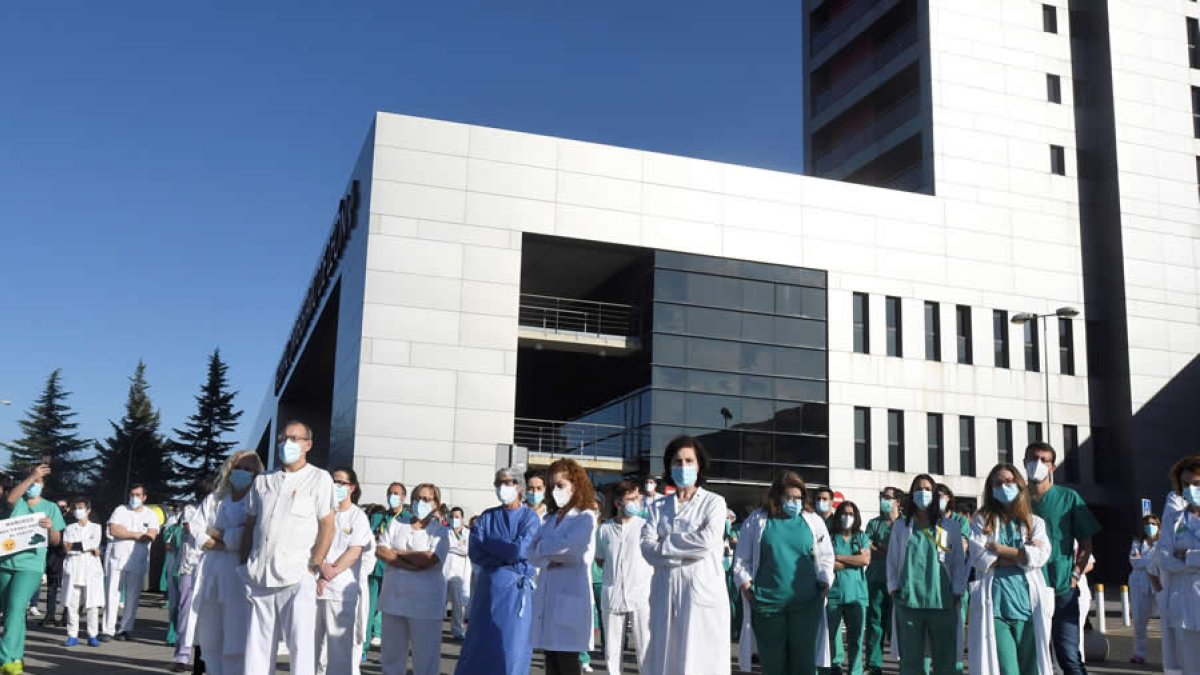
top-left (494, 467), bottom-right (525, 491)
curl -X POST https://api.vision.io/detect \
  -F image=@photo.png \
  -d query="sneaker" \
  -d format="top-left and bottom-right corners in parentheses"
top-left (0, 661), bottom-right (22, 675)
top-left (97, 634), bottom-right (112, 643)
top-left (171, 663), bottom-right (190, 672)
top-left (64, 637), bottom-right (79, 647)
top-left (113, 632), bottom-right (129, 642)
top-left (581, 666), bottom-right (593, 673)
top-left (87, 637), bottom-right (101, 647)
top-left (370, 636), bottom-right (381, 648)
top-left (26, 607), bottom-right (41, 618)
top-left (1131, 656), bottom-right (1146, 664)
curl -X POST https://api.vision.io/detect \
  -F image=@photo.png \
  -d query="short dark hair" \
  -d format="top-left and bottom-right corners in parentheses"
top-left (387, 481), bottom-right (407, 496)
top-left (764, 471), bottom-right (807, 519)
top-left (450, 506), bottom-right (464, 517)
top-left (129, 483), bottom-right (146, 494)
top-left (524, 469), bottom-right (546, 487)
top-left (1024, 442), bottom-right (1057, 464)
top-left (71, 498), bottom-right (91, 510)
top-left (663, 436), bottom-right (710, 488)
top-left (814, 486), bottom-right (834, 499)
top-left (881, 486), bottom-right (903, 500)
top-left (609, 479), bottom-right (640, 518)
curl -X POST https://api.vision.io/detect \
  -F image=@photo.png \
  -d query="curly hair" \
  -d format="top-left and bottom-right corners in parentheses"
top-left (547, 458), bottom-right (597, 521)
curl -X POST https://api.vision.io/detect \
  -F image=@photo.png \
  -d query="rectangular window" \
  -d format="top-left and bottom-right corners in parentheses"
top-left (854, 407), bottom-right (872, 470)
top-left (1195, 157), bottom-right (1200, 200)
top-left (959, 416), bottom-right (976, 477)
top-left (1050, 145), bottom-right (1066, 175)
top-left (997, 419), bottom-right (1013, 465)
top-left (927, 413), bottom-right (944, 475)
top-left (1063, 424), bottom-right (1079, 483)
top-left (924, 301), bottom-right (941, 361)
top-left (1024, 320), bottom-right (1040, 371)
top-left (853, 293), bottom-right (870, 354)
top-left (993, 310), bottom-right (1010, 368)
top-left (888, 410), bottom-right (906, 472)
top-left (1058, 317), bottom-right (1075, 375)
top-left (1192, 87), bottom-right (1200, 137)
top-left (1047, 74), bottom-right (1062, 103)
top-left (956, 305), bottom-right (973, 364)
top-left (885, 296), bottom-right (903, 357)
top-left (1043, 4), bottom-right (1058, 33)
top-left (1189, 18), bottom-right (1200, 69)
top-left (1028, 421), bottom-right (1044, 443)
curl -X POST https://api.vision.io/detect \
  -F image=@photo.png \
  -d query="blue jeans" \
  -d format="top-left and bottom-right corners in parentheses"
top-left (1052, 588), bottom-right (1087, 675)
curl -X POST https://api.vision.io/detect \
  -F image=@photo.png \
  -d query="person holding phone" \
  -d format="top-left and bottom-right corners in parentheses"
top-left (61, 498), bottom-right (103, 647)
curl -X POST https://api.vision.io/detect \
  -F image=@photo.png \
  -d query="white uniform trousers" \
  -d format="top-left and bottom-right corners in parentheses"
top-left (447, 574), bottom-right (470, 637)
top-left (380, 614), bottom-right (440, 675)
top-left (603, 607), bottom-right (650, 675)
top-left (316, 594), bottom-right (362, 675)
top-left (245, 576), bottom-right (318, 675)
top-left (1165, 627), bottom-right (1200, 675)
top-left (102, 568), bottom-right (144, 635)
top-left (195, 594), bottom-right (249, 675)
top-left (64, 582), bottom-right (99, 639)
top-left (1131, 587), bottom-right (1157, 660)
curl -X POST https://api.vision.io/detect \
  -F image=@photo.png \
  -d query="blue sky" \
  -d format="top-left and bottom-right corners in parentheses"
top-left (0, 2), bottom-right (806, 459)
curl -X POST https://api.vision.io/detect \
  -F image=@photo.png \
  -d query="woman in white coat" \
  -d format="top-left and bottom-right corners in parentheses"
top-left (529, 458), bottom-right (598, 675)
top-left (192, 450), bottom-right (263, 675)
top-left (61, 498), bottom-right (104, 647)
top-left (315, 468), bottom-right (373, 675)
top-left (1153, 454), bottom-right (1200, 674)
top-left (1128, 514), bottom-right (1161, 664)
top-left (967, 463), bottom-right (1053, 675)
top-left (640, 436), bottom-right (731, 675)
top-left (731, 470), bottom-right (834, 675)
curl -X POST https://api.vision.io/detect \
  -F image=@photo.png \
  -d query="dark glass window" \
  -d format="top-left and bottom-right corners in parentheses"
top-left (853, 293), bottom-right (870, 354)
top-left (1024, 320), bottom-right (1040, 372)
top-left (1058, 317), bottom-right (1075, 375)
top-left (959, 416), bottom-right (976, 477)
top-left (993, 310), bottom-right (1010, 368)
top-left (854, 407), bottom-right (871, 470)
top-left (925, 301), bottom-right (941, 361)
top-left (886, 296), bottom-right (902, 357)
top-left (1063, 424), bottom-right (1079, 483)
top-left (1028, 421), bottom-right (1043, 443)
top-left (1189, 18), bottom-right (1200, 69)
top-left (927, 413), bottom-right (944, 475)
top-left (1050, 145), bottom-right (1066, 175)
top-left (1047, 74), bottom-right (1062, 103)
top-left (776, 285), bottom-right (827, 319)
top-left (997, 419), bottom-right (1013, 465)
top-left (1192, 87), bottom-right (1200, 137)
top-left (1043, 4), bottom-right (1058, 33)
top-left (888, 410), bottom-right (905, 472)
top-left (956, 305), bottom-right (973, 364)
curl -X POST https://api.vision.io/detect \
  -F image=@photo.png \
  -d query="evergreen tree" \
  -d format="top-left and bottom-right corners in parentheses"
top-left (0, 369), bottom-right (92, 496)
top-left (172, 349), bottom-right (242, 500)
top-left (88, 361), bottom-right (182, 514)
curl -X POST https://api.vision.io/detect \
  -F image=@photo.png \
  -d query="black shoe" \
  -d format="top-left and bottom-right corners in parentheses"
top-left (171, 664), bottom-right (190, 673)
top-left (113, 632), bottom-right (128, 641)
top-left (97, 634), bottom-right (112, 643)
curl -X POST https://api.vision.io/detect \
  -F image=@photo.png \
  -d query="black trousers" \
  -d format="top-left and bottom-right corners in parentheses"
top-left (544, 650), bottom-right (582, 675)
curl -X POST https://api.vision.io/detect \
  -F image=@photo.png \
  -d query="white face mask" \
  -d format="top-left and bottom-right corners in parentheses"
top-left (496, 484), bottom-right (518, 504)
top-left (74, 508), bottom-right (88, 522)
top-left (552, 486), bottom-right (573, 508)
top-left (840, 515), bottom-right (855, 530)
top-left (1025, 460), bottom-right (1050, 483)
top-left (280, 439), bottom-right (303, 464)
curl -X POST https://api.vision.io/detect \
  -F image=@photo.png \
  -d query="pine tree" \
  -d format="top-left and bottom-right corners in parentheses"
top-left (88, 361), bottom-right (183, 514)
top-left (172, 349), bottom-right (242, 500)
top-left (0, 369), bottom-right (92, 496)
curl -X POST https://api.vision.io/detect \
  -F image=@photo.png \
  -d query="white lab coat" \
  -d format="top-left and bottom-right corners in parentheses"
top-left (640, 488), bottom-right (731, 675)
top-left (444, 525), bottom-right (472, 636)
top-left (529, 508), bottom-right (597, 653)
top-left (1154, 492), bottom-right (1200, 674)
top-left (886, 516), bottom-right (969, 659)
top-left (597, 516), bottom-right (652, 674)
top-left (730, 509), bottom-right (834, 673)
top-left (191, 491), bottom-right (254, 672)
top-left (966, 514), bottom-right (1054, 675)
top-left (61, 522), bottom-right (105, 609)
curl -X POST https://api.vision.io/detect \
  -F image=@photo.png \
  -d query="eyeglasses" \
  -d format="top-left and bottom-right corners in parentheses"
top-left (277, 434), bottom-right (310, 443)
top-left (333, 480), bottom-right (353, 486)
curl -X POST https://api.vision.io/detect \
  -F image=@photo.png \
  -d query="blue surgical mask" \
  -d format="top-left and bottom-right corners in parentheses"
top-left (1145, 524), bottom-right (1159, 538)
top-left (782, 499), bottom-right (802, 518)
top-left (880, 498), bottom-right (894, 514)
top-left (672, 465), bottom-right (698, 489)
top-left (25, 483), bottom-right (42, 499)
top-left (334, 485), bottom-right (349, 504)
top-left (414, 501), bottom-right (434, 521)
top-left (816, 500), bottom-right (830, 514)
top-left (129, 496), bottom-right (144, 510)
top-left (525, 490), bottom-right (544, 506)
top-left (992, 484), bottom-right (1020, 504)
top-left (279, 439), bottom-right (303, 465)
top-left (388, 494), bottom-right (404, 510)
top-left (229, 469), bottom-right (254, 491)
top-left (1187, 485), bottom-right (1200, 506)
top-left (451, 517), bottom-right (463, 530)
top-left (623, 501), bottom-right (642, 518)
top-left (912, 490), bottom-right (933, 509)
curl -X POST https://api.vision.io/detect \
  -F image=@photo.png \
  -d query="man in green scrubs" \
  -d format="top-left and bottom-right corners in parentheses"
top-left (864, 487), bottom-right (900, 675)
top-left (1025, 442), bottom-right (1100, 675)
top-left (0, 464), bottom-right (65, 674)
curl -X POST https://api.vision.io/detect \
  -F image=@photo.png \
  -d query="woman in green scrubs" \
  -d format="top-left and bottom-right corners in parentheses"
top-left (886, 474), bottom-right (966, 675)
top-left (0, 464), bottom-right (65, 675)
top-left (827, 501), bottom-right (870, 675)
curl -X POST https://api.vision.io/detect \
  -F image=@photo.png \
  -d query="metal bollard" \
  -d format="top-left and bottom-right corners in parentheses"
top-left (1095, 584), bottom-right (1107, 635)
top-left (1122, 585), bottom-right (1131, 626)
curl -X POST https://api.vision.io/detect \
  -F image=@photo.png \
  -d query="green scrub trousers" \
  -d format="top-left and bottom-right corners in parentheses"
top-left (994, 617), bottom-right (1037, 675)
top-left (0, 498), bottom-right (65, 667)
top-left (754, 601), bottom-right (825, 675)
top-left (826, 603), bottom-right (865, 675)
top-left (863, 517), bottom-right (894, 671)
top-left (894, 525), bottom-right (957, 675)
top-left (752, 515), bottom-right (823, 675)
top-left (827, 532), bottom-right (869, 675)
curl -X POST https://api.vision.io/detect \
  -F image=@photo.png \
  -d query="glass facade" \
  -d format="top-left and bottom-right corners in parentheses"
top-left (997, 419), bottom-right (1013, 465)
top-left (888, 409), bottom-right (905, 472)
top-left (854, 407), bottom-right (871, 470)
top-left (928, 413), bottom-right (944, 474)
top-left (886, 296), bottom-right (902, 357)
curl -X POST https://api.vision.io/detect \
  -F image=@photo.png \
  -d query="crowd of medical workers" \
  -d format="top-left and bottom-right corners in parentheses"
top-left (5, 422), bottom-right (1200, 675)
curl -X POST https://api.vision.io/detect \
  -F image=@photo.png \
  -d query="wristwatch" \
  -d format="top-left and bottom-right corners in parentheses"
top-left (308, 562), bottom-right (322, 576)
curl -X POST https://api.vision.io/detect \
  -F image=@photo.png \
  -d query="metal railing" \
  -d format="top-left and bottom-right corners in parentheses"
top-left (810, 0), bottom-right (888, 55)
top-left (518, 294), bottom-right (634, 338)
top-left (514, 418), bottom-right (634, 459)
top-left (812, 20), bottom-right (918, 114)
top-left (813, 92), bottom-right (920, 173)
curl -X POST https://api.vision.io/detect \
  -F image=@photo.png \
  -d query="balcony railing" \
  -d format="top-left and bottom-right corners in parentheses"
top-left (518, 294), bottom-right (634, 338)
top-left (810, 0), bottom-right (886, 55)
top-left (813, 92), bottom-right (920, 173)
top-left (812, 20), bottom-right (918, 114)
top-left (515, 417), bottom-right (637, 459)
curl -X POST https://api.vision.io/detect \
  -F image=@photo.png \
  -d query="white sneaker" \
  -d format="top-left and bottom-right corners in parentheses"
top-left (28, 607), bottom-right (42, 617)
top-left (581, 666), bottom-right (593, 673)
top-left (370, 637), bottom-right (381, 648)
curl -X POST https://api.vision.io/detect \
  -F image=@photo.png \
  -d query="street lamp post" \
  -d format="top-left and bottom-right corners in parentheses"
top-left (1012, 307), bottom-right (1079, 435)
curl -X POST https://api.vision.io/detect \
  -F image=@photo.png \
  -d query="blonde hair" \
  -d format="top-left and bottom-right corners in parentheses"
top-left (213, 450), bottom-right (264, 498)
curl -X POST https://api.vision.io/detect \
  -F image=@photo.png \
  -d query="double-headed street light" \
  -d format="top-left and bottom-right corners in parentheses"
top-left (1012, 307), bottom-right (1080, 433)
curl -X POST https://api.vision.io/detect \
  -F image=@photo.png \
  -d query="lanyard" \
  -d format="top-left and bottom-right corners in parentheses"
top-left (919, 524), bottom-right (949, 553)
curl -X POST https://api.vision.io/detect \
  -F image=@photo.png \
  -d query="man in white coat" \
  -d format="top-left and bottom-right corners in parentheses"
top-left (596, 480), bottom-right (652, 675)
top-left (444, 506), bottom-right (471, 640)
top-left (102, 484), bottom-right (159, 641)
top-left (240, 421), bottom-right (336, 675)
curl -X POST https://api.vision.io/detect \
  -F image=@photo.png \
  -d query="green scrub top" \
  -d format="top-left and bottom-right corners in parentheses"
top-left (865, 516), bottom-right (894, 584)
top-left (1032, 485), bottom-right (1100, 597)
top-left (991, 520), bottom-right (1032, 621)
top-left (0, 498), bottom-right (66, 573)
top-left (754, 515), bottom-right (819, 611)
top-left (828, 532), bottom-right (869, 606)
top-left (897, 523), bottom-right (950, 611)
